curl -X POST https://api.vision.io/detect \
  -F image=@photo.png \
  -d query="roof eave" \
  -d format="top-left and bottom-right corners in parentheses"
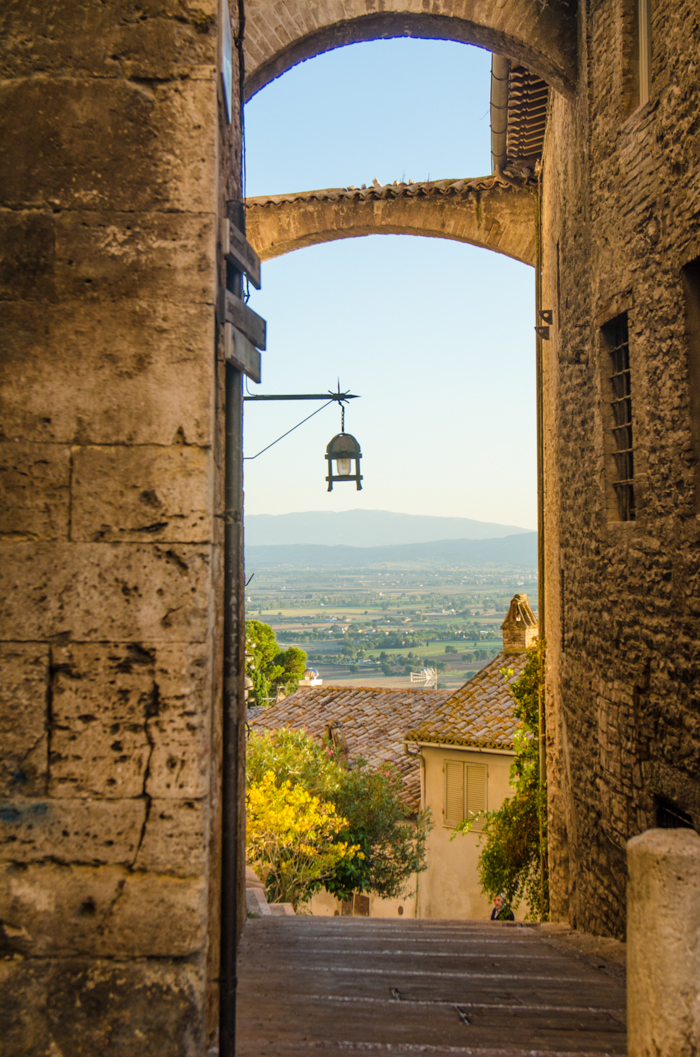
top-left (404, 739), bottom-right (516, 756)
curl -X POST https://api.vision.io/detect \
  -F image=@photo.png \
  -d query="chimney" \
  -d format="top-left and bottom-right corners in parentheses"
top-left (500, 593), bottom-right (538, 655)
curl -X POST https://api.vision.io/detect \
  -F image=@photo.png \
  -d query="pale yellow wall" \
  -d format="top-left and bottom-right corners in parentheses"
top-left (417, 745), bottom-right (525, 921)
top-left (306, 744), bottom-right (525, 922)
top-left (309, 883), bottom-right (418, 919)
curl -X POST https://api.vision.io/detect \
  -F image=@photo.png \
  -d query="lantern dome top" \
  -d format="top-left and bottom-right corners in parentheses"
top-left (326, 432), bottom-right (361, 456)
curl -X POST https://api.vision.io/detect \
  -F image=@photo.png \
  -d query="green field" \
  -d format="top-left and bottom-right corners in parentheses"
top-left (245, 562), bottom-right (537, 690)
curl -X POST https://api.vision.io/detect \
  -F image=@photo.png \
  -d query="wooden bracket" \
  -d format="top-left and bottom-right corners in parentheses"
top-left (224, 322), bottom-right (261, 383)
top-left (221, 219), bottom-right (261, 289)
top-left (219, 289), bottom-right (266, 350)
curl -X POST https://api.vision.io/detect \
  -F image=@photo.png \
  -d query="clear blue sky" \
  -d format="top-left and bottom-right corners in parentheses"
top-left (243, 39), bottom-right (537, 530)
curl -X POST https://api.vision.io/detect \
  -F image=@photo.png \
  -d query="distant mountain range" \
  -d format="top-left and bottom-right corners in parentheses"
top-left (245, 509), bottom-right (533, 548)
top-left (245, 533), bottom-right (537, 568)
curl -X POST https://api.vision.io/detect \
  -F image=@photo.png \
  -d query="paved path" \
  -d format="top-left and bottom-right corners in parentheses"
top-left (237, 918), bottom-right (626, 1057)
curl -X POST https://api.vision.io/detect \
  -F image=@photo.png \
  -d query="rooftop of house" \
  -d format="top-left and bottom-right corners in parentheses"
top-left (248, 593), bottom-right (538, 804)
top-left (404, 650), bottom-right (529, 752)
top-left (247, 685), bottom-right (451, 812)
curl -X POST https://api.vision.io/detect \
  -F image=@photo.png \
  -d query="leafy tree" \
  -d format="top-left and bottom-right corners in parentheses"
top-left (326, 760), bottom-right (430, 902)
top-left (247, 728), bottom-right (339, 796)
top-left (246, 728), bottom-right (430, 908)
top-left (451, 644), bottom-right (548, 920)
top-left (246, 770), bottom-right (361, 907)
top-left (245, 620), bottom-right (307, 704)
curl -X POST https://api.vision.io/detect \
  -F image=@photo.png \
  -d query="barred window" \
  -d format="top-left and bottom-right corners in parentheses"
top-left (603, 313), bottom-right (636, 521)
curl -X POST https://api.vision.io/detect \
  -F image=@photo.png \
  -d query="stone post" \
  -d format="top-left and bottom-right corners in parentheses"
top-left (627, 828), bottom-right (700, 1057)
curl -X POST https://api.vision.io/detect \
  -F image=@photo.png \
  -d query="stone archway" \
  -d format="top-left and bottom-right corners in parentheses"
top-left (244, 0), bottom-right (576, 99)
top-left (246, 176), bottom-right (537, 267)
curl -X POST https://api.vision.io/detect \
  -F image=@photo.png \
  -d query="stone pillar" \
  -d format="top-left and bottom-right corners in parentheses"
top-left (0, 2), bottom-right (238, 1053)
top-left (627, 829), bottom-right (700, 1057)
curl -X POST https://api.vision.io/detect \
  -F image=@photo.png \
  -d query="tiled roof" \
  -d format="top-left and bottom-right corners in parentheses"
top-left (405, 652), bottom-right (528, 751)
top-left (246, 173), bottom-right (536, 210)
top-left (506, 65), bottom-right (550, 170)
top-left (248, 685), bottom-right (451, 813)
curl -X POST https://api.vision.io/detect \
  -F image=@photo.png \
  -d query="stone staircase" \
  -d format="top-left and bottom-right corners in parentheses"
top-left (237, 916), bottom-right (626, 1056)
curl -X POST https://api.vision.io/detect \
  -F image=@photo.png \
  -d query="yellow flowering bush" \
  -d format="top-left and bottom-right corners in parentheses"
top-left (246, 769), bottom-right (362, 908)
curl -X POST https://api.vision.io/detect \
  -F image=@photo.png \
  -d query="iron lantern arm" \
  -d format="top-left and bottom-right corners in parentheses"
top-left (242, 385), bottom-right (361, 463)
top-left (243, 389), bottom-right (359, 404)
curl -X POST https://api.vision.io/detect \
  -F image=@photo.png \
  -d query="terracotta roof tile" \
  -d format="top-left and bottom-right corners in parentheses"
top-left (246, 173), bottom-right (536, 210)
top-left (405, 652), bottom-right (527, 751)
top-left (248, 685), bottom-right (451, 812)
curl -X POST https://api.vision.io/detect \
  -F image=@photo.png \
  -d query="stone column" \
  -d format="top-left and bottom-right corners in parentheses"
top-left (0, 2), bottom-right (234, 1053)
top-left (627, 828), bottom-right (700, 1057)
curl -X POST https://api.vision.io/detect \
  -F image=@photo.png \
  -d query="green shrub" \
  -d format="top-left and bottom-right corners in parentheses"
top-left (452, 644), bottom-right (548, 920)
top-left (246, 728), bottom-right (431, 908)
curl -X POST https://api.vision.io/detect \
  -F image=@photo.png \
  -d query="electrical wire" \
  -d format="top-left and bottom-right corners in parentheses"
top-left (244, 400), bottom-right (334, 460)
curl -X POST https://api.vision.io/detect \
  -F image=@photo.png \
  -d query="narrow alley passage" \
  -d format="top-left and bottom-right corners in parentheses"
top-left (237, 918), bottom-right (626, 1056)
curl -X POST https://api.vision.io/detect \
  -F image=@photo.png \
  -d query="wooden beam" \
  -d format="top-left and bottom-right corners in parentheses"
top-left (223, 290), bottom-right (266, 350)
top-left (224, 323), bottom-right (262, 383)
top-left (222, 219), bottom-right (262, 289)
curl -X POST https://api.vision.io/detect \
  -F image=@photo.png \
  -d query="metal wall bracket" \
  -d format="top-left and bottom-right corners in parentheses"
top-left (535, 325), bottom-right (551, 340)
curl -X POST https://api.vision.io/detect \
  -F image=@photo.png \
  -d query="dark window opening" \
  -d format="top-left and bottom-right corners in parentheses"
top-left (623, 0), bottom-right (652, 115)
top-left (602, 313), bottom-right (636, 521)
top-left (655, 795), bottom-right (694, 830)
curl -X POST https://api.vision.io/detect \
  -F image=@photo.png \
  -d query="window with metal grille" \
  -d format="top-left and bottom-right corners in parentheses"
top-left (444, 761), bottom-right (487, 829)
top-left (602, 313), bottom-right (636, 521)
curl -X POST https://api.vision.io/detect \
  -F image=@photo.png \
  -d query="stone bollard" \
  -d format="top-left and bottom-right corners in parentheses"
top-left (627, 828), bottom-right (700, 1057)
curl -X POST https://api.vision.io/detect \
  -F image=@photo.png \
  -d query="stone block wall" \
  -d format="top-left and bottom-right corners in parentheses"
top-left (0, 1), bottom-right (241, 1051)
top-left (542, 0), bottom-right (700, 937)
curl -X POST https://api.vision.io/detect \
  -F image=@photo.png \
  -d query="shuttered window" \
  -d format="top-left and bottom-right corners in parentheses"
top-left (443, 761), bottom-right (487, 828)
top-left (444, 762), bottom-right (464, 827)
top-left (466, 764), bottom-right (487, 822)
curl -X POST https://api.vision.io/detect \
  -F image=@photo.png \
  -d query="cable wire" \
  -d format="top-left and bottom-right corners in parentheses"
top-left (244, 400), bottom-right (333, 460)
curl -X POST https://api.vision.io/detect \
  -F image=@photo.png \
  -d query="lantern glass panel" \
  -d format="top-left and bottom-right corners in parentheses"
top-left (336, 457), bottom-right (352, 476)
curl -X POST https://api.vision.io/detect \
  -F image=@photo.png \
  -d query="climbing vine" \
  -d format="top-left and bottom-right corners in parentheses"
top-left (452, 643), bottom-right (548, 920)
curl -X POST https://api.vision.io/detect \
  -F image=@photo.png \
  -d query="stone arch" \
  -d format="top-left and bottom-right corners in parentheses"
top-left (246, 177), bottom-right (537, 267)
top-left (244, 1), bottom-right (576, 100)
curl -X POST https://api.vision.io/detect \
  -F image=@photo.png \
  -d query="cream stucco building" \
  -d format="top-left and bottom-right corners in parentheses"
top-left (405, 594), bottom-right (538, 921)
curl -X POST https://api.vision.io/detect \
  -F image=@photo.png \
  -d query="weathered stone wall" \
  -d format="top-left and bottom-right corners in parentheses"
top-left (542, 0), bottom-right (700, 937)
top-left (0, 1), bottom-right (241, 1051)
top-left (242, 0), bottom-right (577, 98)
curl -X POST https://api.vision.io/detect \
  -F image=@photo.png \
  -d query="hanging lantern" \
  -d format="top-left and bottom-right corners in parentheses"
top-left (326, 432), bottom-right (362, 491)
top-left (326, 397), bottom-right (363, 491)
